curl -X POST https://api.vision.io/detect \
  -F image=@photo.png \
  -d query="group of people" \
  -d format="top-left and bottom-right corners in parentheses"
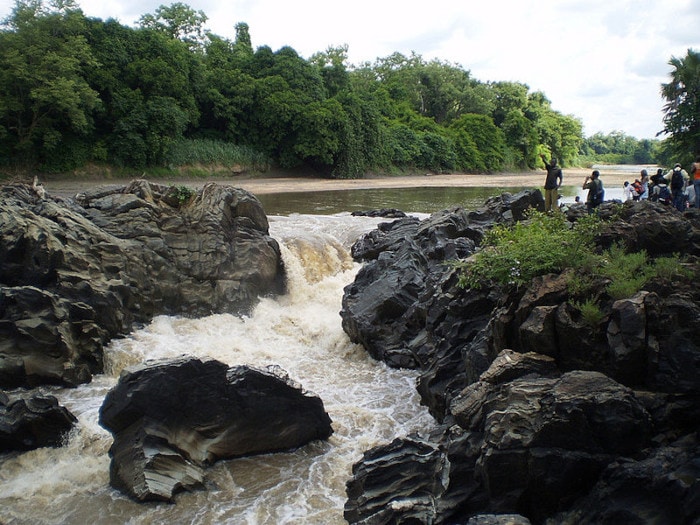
top-left (540, 153), bottom-right (604, 215)
top-left (540, 153), bottom-right (700, 215)
top-left (621, 158), bottom-right (700, 211)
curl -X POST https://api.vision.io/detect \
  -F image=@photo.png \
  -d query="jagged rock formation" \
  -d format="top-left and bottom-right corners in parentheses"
top-left (0, 180), bottom-right (286, 388)
top-left (341, 191), bottom-right (543, 370)
top-left (99, 357), bottom-right (333, 502)
top-left (342, 196), bottom-right (700, 524)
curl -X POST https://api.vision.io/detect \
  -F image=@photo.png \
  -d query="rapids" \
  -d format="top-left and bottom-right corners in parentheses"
top-left (0, 213), bottom-right (436, 525)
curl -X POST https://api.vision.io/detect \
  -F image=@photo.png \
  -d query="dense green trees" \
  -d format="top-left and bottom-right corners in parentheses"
top-left (0, 0), bottom-right (99, 169)
top-left (0, 1), bottom-right (597, 177)
top-left (580, 131), bottom-right (660, 165)
top-left (661, 48), bottom-right (700, 164)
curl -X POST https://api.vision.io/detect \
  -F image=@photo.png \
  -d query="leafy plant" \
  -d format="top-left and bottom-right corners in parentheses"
top-left (456, 211), bottom-right (602, 289)
top-left (598, 245), bottom-right (649, 300)
top-left (596, 246), bottom-right (692, 300)
top-left (164, 139), bottom-right (271, 172)
top-left (455, 209), bottom-right (692, 306)
top-left (572, 298), bottom-right (605, 328)
top-left (172, 185), bottom-right (194, 205)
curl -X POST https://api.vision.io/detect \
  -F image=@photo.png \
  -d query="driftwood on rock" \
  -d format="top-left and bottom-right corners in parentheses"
top-left (99, 356), bottom-right (333, 502)
top-left (342, 196), bottom-right (700, 524)
top-left (0, 180), bottom-right (286, 388)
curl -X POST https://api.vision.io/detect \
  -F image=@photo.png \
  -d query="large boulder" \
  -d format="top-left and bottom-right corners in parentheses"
top-left (0, 181), bottom-right (285, 388)
top-left (0, 390), bottom-right (77, 451)
top-left (99, 356), bottom-right (333, 502)
top-left (345, 351), bottom-right (658, 524)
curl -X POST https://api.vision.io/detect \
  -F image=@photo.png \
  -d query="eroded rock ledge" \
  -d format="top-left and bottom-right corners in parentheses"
top-left (342, 196), bottom-right (700, 524)
top-left (0, 180), bottom-right (286, 388)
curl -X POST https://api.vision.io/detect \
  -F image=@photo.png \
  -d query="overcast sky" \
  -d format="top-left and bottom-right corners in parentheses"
top-left (2, 0), bottom-right (699, 139)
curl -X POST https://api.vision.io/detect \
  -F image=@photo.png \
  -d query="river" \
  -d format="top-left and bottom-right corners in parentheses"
top-left (0, 175), bottom-right (633, 524)
top-left (0, 209), bottom-right (440, 525)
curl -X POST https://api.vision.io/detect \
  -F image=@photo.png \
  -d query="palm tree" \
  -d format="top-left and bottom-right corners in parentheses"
top-left (661, 49), bottom-right (700, 159)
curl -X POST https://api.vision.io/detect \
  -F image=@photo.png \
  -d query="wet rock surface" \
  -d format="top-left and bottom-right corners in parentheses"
top-left (99, 356), bottom-right (333, 502)
top-left (0, 180), bottom-right (285, 388)
top-left (0, 390), bottom-right (77, 451)
top-left (342, 196), bottom-right (700, 524)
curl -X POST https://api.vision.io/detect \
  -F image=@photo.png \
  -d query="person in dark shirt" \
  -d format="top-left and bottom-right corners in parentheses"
top-left (540, 154), bottom-right (563, 213)
top-left (583, 170), bottom-right (604, 214)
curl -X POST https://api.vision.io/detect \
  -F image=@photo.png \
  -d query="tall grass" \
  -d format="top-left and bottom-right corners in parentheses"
top-left (164, 139), bottom-right (271, 173)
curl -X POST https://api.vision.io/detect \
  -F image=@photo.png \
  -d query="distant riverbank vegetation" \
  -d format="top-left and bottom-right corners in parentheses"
top-left (0, 1), bottom-right (694, 180)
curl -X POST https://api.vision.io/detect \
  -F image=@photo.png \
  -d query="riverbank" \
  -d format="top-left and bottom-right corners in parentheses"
top-left (33, 168), bottom-right (643, 199)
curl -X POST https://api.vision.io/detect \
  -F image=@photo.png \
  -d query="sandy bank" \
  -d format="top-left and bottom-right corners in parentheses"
top-left (37, 168), bottom-right (643, 199)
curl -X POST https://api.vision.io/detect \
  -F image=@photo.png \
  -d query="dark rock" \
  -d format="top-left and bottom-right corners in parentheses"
top-left (601, 200), bottom-right (698, 256)
top-left (99, 356), bottom-right (333, 502)
top-left (344, 436), bottom-right (450, 524)
top-left (0, 390), bottom-right (77, 451)
top-left (342, 196), bottom-right (700, 524)
top-left (415, 274), bottom-right (503, 421)
top-left (351, 208), bottom-right (408, 218)
top-left (344, 425), bottom-right (486, 525)
top-left (346, 357), bottom-right (654, 523)
top-left (548, 435), bottom-right (700, 525)
top-left (0, 181), bottom-right (285, 388)
top-left (341, 190), bottom-right (542, 372)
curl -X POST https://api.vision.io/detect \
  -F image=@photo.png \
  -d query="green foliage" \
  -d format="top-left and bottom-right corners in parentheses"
top-left (598, 245), bottom-right (650, 300)
top-left (455, 212), bottom-right (693, 335)
top-left (0, 1), bottom-right (99, 167)
top-left (597, 247), bottom-right (693, 300)
top-left (163, 138), bottom-right (270, 170)
top-left (661, 48), bottom-right (700, 160)
top-left (449, 114), bottom-right (506, 171)
top-left (0, 2), bottom-right (589, 175)
top-left (138, 2), bottom-right (208, 50)
top-left (456, 211), bottom-right (602, 289)
top-left (571, 298), bottom-right (605, 328)
top-left (579, 131), bottom-right (661, 164)
top-left (171, 184), bottom-right (194, 205)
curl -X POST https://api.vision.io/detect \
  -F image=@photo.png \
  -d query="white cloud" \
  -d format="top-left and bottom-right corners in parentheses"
top-left (1, 0), bottom-right (699, 139)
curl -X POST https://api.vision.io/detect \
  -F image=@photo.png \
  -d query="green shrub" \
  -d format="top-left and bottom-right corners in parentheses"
top-left (572, 298), bottom-right (605, 328)
top-left (456, 211), bottom-right (602, 289)
top-left (455, 212), bottom-right (691, 305)
top-left (651, 254), bottom-right (695, 280)
top-left (172, 185), bottom-right (195, 206)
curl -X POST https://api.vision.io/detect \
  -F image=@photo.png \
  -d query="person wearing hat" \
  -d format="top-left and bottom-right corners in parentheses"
top-left (664, 163), bottom-right (689, 211)
top-left (539, 153), bottom-right (563, 213)
top-left (583, 170), bottom-right (604, 214)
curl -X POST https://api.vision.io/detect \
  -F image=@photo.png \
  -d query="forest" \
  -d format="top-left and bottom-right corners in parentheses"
top-left (0, 1), bottom-right (675, 179)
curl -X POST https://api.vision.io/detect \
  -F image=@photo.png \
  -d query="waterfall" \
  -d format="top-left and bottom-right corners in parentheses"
top-left (0, 213), bottom-right (436, 525)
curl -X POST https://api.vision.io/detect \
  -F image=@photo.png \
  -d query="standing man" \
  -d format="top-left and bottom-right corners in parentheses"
top-left (540, 153), bottom-right (562, 213)
top-left (583, 170), bottom-right (604, 215)
top-left (665, 163), bottom-right (689, 211)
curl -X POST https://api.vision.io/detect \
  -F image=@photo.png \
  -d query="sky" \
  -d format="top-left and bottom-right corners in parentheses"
top-left (2, 0), bottom-right (699, 140)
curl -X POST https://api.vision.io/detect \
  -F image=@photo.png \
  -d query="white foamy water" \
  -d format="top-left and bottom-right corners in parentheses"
top-left (0, 213), bottom-right (436, 525)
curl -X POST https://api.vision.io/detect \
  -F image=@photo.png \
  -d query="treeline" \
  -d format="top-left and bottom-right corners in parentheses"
top-left (580, 131), bottom-right (660, 166)
top-left (0, 1), bottom-right (655, 178)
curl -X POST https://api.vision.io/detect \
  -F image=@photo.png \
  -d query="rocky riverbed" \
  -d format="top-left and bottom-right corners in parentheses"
top-left (340, 192), bottom-right (700, 524)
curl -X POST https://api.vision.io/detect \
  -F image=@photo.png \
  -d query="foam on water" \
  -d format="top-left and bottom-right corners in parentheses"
top-left (0, 213), bottom-right (436, 525)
